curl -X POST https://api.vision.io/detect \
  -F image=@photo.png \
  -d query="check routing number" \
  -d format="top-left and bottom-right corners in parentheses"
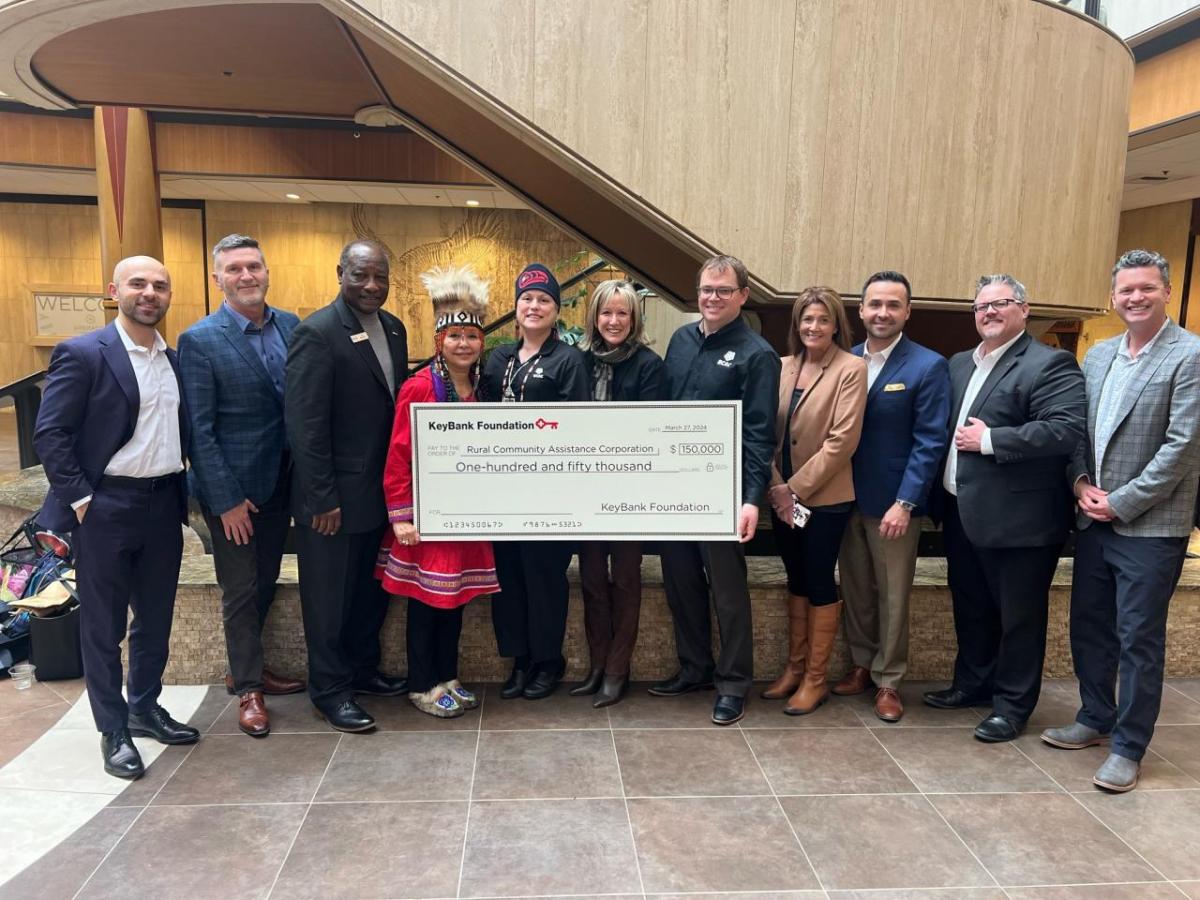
top-left (411, 401), bottom-right (742, 540)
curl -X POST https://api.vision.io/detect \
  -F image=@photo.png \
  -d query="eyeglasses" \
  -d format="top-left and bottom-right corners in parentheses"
top-left (698, 285), bottom-right (741, 300)
top-left (971, 297), bottom-right (1025, 314)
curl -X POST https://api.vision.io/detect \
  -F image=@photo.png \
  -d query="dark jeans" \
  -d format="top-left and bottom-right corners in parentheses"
top-left (578, 541), bottom-right (642, 675)
top-left (74, 476), bottom-right (184, 732)
top-left (406, 599), bottom-right (463, 693)
top-left (770, 504), bottom-right (853, 605)
top-left (202, 464), bottom-right (290, 694)
top-left (659, 540), bottom-right (753, 697)
top-left (295, 523), bottom-right (390, 709)
top-left (491, 540), bottom-right (573, 669)
top-left (943, 496), bottom-right (1060, 722)
top-left (1071, 523), bottom-right (1187, 761)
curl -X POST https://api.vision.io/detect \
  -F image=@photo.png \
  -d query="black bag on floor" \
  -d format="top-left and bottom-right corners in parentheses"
top-left (30, 602), bottom-right (83, 680)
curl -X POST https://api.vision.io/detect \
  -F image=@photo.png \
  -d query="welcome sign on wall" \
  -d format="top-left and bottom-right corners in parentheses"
top-left (25, 285), bottom-right (107, 346)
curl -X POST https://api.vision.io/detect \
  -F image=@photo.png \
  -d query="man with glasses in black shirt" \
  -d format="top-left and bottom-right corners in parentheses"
top-left (652, 255), bottom-right (781, 725)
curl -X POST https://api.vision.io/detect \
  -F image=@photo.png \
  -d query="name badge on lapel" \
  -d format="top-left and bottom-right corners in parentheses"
top-left (351, 332), bottom-right (369, 343)
top-left (883, 383), bottom-right (906, 392)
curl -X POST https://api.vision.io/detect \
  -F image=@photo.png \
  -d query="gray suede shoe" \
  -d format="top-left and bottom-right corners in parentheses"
top-left (1093, 753), bottom-right (1139, 792)
top-left (1040, 721), bottom-right (1109, 750)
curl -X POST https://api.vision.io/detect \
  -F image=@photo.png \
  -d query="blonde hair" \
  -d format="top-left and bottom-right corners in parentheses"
top-left (582, 280), bottom-right (646, 351)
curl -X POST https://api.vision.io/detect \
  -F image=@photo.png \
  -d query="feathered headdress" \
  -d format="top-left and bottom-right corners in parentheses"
top-left (421, 265), bottom-right (490, 332)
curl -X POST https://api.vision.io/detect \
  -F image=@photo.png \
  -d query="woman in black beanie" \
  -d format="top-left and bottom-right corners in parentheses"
top-left (480, 263), bottom-right (589, 699)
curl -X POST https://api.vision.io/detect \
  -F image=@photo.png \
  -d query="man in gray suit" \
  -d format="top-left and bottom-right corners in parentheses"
top-left (1042, 249), bottom-right (1200, 792)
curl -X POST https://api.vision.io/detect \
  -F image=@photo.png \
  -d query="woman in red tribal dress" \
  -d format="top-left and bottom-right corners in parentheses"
top-left (376, 266), bottom-right (497, 718)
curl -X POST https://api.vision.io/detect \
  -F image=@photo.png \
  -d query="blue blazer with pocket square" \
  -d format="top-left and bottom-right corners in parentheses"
top-left (177, 303), bottom-right (299, 516)
top-left (849, 334), bottom-right (951, 518)
top-left (33, 322), bottom-right (190, 534)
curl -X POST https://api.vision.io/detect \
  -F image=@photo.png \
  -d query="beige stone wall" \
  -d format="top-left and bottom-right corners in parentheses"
top-left (162, 556), bottom-right (1200, 685)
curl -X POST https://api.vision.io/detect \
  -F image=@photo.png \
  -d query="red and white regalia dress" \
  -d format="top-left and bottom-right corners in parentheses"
top-left (375, 367), bottom-right (499, 606)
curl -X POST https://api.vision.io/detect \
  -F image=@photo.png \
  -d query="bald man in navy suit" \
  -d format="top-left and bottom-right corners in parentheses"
top-left (35, 256), bottom-right (199, 780)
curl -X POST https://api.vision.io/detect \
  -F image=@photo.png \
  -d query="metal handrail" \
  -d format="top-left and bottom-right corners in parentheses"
top-left (0, 370), bottom-right (47, 469)
top-left (408, 257), bottom-right (612, 373)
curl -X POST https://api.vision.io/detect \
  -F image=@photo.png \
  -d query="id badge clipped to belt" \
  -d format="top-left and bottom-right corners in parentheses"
top-left (792, 496), bottom-right (812, 529)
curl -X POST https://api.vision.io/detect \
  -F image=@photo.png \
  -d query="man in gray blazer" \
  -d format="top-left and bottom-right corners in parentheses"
top-left (1042, 249), bottom-right (1200, 792)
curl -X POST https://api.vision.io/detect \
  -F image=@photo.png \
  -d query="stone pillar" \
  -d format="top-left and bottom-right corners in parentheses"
top-left (93, 106), bottom-right (163, 321)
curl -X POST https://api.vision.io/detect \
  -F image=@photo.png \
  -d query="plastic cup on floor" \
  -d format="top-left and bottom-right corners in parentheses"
top-left (8, 663), bottom-right (36, 689)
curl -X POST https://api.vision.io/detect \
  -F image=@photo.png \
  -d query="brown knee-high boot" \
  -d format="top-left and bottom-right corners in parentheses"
top-left (761, 595), bottom-right (809, 699)
top-left (784, 600), bottom-right (842, 715)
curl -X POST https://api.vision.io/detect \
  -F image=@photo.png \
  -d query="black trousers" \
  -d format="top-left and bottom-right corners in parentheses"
top-left (74, 477), bottom-right (184, 733)
top-left (659, 540), bottom-right (753, 697)
top-left (943, 496), bottom-right (1060, 722)
top-left (770, 505), bottom-right (853, 605)
top-left (407, 599), bottom-right (463, 693)
top-left (1071, 523), bottom-right (1187, 761)
top-left (295, 522), bottom-right (390, 709)
top-left (491, 540), bottom-right (573, 669)
top-left (202, 461), bottom-right (290, 694)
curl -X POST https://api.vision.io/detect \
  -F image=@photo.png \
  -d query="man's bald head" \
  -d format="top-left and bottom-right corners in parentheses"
top-left (109, 256), bottom-right (172, 331)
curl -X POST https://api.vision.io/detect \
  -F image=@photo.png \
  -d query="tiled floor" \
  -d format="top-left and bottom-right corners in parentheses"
top-left (3, 678), bottom-right (1200, 899)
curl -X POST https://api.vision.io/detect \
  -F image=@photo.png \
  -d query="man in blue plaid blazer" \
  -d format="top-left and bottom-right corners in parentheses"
top-left (1041, 249), bottom-right (1200, 792)
top-left (178, 234), bottom-right (303, 738)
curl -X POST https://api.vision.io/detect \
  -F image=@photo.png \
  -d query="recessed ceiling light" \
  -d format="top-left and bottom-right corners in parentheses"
top-left (465, 199), bottom-right (481, 207)
top-left (285, 192), bottom-right (301, 199)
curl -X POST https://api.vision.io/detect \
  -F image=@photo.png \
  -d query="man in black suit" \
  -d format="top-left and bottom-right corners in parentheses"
top-left (34, 256), bottom-right (199, 778)
top-left (925, 274), bottom-right (1086, 742)
top-left (285, 240), bottom-right (409, 732)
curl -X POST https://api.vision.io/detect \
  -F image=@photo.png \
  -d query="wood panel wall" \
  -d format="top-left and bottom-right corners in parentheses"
top-left (0, 199), bottom-right (587, 384)
top-left (0, 112), bottom-right (94, 169)
top-left (155, 123), bottom-right (488, 183)
top-left (0, 202), bottom-right (204, 382)
top-left (375, 0), bottom-right (1132, 312)
top-left (1130, 38), bottom-right (1200, 133)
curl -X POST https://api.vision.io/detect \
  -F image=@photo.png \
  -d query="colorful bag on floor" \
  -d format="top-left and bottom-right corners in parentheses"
top-left (0, 516), bottom-right (41, 603)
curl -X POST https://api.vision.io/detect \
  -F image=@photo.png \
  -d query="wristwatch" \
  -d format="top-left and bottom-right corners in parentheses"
top-left (896, 500), bottom-right (916, 512)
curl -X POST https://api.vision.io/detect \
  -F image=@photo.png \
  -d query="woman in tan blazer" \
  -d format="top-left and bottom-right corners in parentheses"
top-left (763, 286), bottom-right (867, 716)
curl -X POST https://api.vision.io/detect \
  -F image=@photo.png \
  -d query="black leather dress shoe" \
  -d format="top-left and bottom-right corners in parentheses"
top-left (523, 657), bottom-right (566, 700)
top-left (500, 662), bottom-right (530, 699)
top-left (711, 694), bottom-right (745, 725)
top-left (352, 671), bottom-right (409, 697)
top-left (923, 686), bottom-right (990, 709)
top-left (101, 728), bottom-right (144, 779)
top-left (569, 668), bottom-right (604, 696)
top-left (316, 700), bottom-right (376, 733)
top-left (974, 713), bottom-right (1024, 742)
top-left (126, 706), bottom-right (200, 745)
top-left (593, 674), bottom-right (628, 709)
top-left (647, 671), bottom-right (715, 697)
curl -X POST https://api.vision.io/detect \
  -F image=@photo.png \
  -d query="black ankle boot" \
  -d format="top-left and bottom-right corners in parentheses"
top-left (593, 674), bottom-right (628, 708)
top-left (569, 668), bottom-right (604, 696)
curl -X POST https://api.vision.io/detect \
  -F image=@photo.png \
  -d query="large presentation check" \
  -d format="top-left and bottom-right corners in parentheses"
top-left (411, 401), bottom-right (741, 540)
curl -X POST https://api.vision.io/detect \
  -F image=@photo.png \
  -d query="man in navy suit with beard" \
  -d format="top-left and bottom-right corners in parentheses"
top-left (35, 256), bottom-right (199, 779)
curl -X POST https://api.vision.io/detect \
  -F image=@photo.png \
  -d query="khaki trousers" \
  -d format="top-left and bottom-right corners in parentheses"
top-left (837, 508), bottom-right (922, 689)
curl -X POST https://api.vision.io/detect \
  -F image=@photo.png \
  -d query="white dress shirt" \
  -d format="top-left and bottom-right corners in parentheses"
top-left (105, 319), bottom-right (184, 478)
top-left (942, 330), bottom-right (1024, 496)
top-left (864, 333), bottom-right (903, 392)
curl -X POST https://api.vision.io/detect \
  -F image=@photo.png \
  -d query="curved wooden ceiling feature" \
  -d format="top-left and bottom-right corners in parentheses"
top-left (29, 3), bottom-right (381, 117)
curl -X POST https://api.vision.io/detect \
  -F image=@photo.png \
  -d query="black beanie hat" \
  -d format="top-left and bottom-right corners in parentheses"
top-left (514, 263), bottom-right (561, 308)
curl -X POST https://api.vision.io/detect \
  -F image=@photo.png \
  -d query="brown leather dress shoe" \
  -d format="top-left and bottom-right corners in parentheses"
top-left (238, 691), bottom-right (270, 737)
top-left (832, 665), bottom-right (873, 696)
top-left (224, 670), bottom-right (306, 696)
top-left (874, 687), bottom-right (904, 722)
top-left (262, 669), bottom-right (305, 695)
